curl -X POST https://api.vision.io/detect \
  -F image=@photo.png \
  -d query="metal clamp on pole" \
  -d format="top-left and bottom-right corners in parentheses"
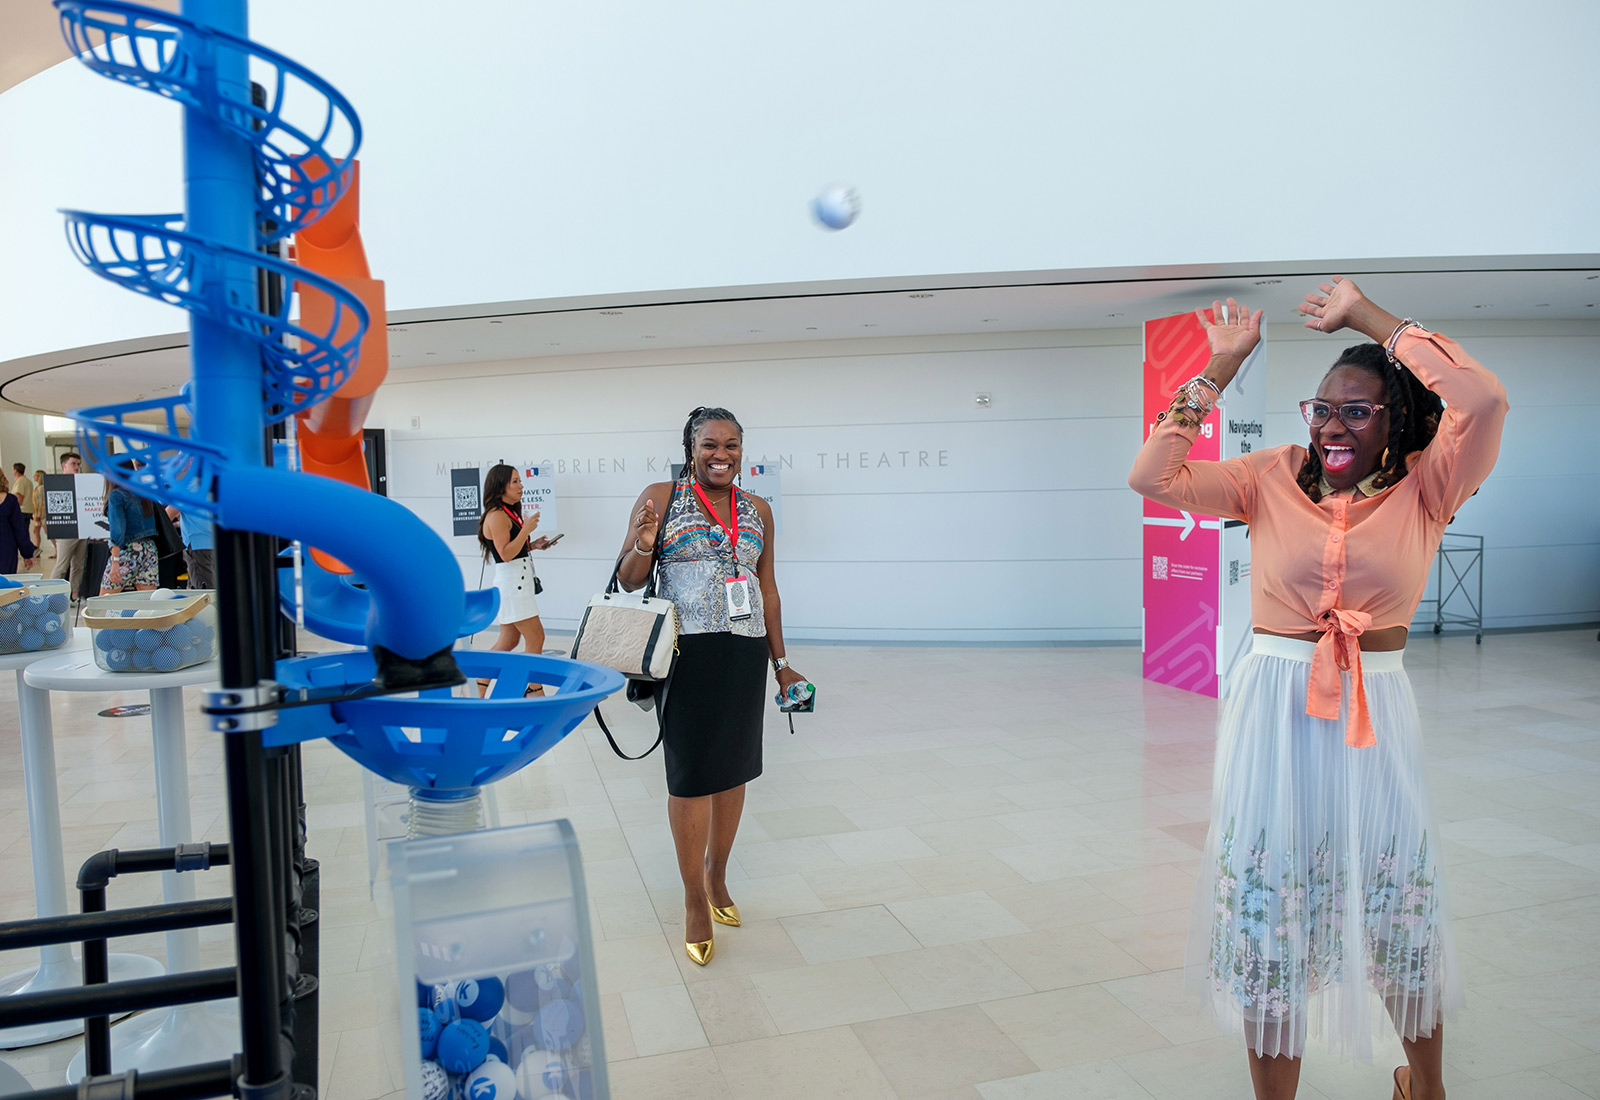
top-left (78, 1071), bottom-right (135, 1100)
top-left (204, 683), bottom-right (282, 733)
top-left (172, 843), bottom-right (213, 873)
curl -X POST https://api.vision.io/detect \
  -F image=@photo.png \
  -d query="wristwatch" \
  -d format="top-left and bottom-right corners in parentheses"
top-left (771, 656), bottom-right (789, 672)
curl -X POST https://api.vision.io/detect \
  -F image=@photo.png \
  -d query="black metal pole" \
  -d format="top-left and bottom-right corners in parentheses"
top-left (80, 882), bottom-right (112, 1075)
top-left (26, 1059), bottom-right (237, 1100)
top-left (0, 899), bottom-right (233, 950)
top-left (0, 969), bottom-right (237, 1028)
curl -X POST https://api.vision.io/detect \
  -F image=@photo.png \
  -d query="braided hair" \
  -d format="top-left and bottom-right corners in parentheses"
top-left (1296, 343), bottom-right (1444, 503)
top-left (681, 406), bottom-right (743, 481)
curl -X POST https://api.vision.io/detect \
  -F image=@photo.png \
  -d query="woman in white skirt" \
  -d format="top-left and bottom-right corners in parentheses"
top-left (1130, 277), bottom-right (1508, 1100)
top-left (478, 463), bottom-right (553, 694)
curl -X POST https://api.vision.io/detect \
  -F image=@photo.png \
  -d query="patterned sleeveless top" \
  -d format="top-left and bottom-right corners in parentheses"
top-left (656, 479), bottom-right (766, 637)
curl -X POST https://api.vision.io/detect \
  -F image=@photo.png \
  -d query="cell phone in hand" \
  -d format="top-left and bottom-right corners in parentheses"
top-left (544, 532), bottom-right (564, 546)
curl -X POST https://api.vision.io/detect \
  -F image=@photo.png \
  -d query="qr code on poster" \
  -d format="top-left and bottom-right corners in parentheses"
top-left (453, 487), bottom-right (477, 511)
top-left (47, 491), bottom-right (74, 513)
top-left (1152, 555), bottom-right (1168, 580)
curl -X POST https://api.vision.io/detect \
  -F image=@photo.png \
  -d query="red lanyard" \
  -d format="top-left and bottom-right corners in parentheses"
top-left (691, 480), bottom-right (739, 555)
top-left (500, 505), bottom-right (522, 527)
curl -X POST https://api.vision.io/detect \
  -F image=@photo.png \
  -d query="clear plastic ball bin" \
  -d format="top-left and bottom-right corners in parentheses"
top-left (394, 821), bottom-right (609, 1100)
top-left (83, 591), bottom-right (217, 672)
top-left (0, 576), bottom-right (74, 654)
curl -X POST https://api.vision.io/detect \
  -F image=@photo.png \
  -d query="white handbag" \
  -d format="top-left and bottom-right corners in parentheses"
top-left (570, 555), bottom-right (678, 759)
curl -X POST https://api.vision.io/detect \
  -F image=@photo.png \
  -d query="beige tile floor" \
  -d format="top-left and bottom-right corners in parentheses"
top-left (1, 627), bottom-right (1598, 1098)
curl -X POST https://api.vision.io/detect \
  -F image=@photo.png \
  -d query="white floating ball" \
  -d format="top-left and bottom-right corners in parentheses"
top-left (811, 183), bottom-right (860, 230)
top-left (464, 1055), bottom-right (517, 1100)
top-left (151, 588), bottom-right (177, 600)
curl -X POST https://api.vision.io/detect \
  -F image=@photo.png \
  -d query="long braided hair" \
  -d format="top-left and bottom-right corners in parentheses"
top-left (1295, 343), bottom-right (1444, 503)
top-left (681, 406), bottom-right (743, 482)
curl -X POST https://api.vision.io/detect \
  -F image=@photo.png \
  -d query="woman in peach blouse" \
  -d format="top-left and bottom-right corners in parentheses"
top-left (1129, 277), bottom-right (1508, 1100)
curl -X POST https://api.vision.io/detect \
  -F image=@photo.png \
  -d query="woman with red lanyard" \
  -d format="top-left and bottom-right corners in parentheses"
top-left (478, 464), bottom-right (553, 693)
top-left (1130, 278), bottom-right (1507, 1100)
top-left (615, 407), bottom-right (809, 966)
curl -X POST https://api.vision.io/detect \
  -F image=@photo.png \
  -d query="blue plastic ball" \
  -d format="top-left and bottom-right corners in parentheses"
top-left (24, 594), bottom-right (48, 613)
top-left (190, 621), bottom-right (215, 647)
top-left (431, 986), bottom-right (459, 1026)
top-left (485, 1036), bottom-right (508, 1066)
top-left (134, 628), bottom-right (162, 652)
top-left (130, 649), bottom-right (154, 672)
top-left (453, 977), bottom-right (504, 1023)
top-left (0, 620), bottom-right (22, 644)
top-left (436, 1019), bottom-right (490, 1075)
top-left (106, 648), bottom-right (131, 671)
top-left (20, 628), bottom-right (44, 650)
top-left (108, 629), bottom-right (136, 649)
top-left (40, 616), bottom-right (61, 636)
top-left (43, 628), bottom-right (66, 649)
top-left (417, 1005), bottom-right (442, 1058)
top-left (46, 593), bottom-right (68, 614)
top-left (165, 622), bottom-right (192, 650)
top-left (94, 629), bottom-right (115, 651)
top-left (417, 979), bottom-right (434, 1008)
top-left (464, 1056), bottom-right (516, 1100)
top-left (0, 603), bottom-right (15, 621)
top-left (152, 645), bottom-right (183, 671)
top-left (812, 183), bottom-right (861, 230)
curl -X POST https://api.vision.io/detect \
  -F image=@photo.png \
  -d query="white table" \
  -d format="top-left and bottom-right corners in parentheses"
top-left (0, 632), bottom-right (166, 1050)
top-left (23, 651), bottom-right (242, 1079)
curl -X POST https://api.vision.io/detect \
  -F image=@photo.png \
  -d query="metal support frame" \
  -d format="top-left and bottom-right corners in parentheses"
top-left (1418, 532), bottom-right (1485, 643)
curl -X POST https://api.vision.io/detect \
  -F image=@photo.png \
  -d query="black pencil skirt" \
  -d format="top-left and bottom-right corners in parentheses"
top-left (662, 631), bottom-right (768, 798)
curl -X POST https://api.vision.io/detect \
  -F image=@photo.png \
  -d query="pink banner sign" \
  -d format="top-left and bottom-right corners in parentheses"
top-left (1142, 311), bottom-right (1224, 696)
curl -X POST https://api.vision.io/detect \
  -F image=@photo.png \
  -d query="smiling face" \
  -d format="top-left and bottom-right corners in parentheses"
top-left (692, 420), bottom-right (742, 490)
top-left (1312, 365), bottom-right (1390, 492)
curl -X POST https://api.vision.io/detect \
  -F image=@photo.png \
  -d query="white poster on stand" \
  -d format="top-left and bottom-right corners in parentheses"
top-left (743, 464), bottom-right (782, 534)
top-left (1217, 341), bottom-right (1265, 698)
top-left (520, 465), bottom-right (559, 537)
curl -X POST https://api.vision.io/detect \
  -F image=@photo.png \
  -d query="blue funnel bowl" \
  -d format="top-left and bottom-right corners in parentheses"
top-left (273, 651), bottom-right (624, 794)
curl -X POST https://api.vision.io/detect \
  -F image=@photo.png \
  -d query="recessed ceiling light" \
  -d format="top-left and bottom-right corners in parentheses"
top-left (805, 326), bottom-right (818, 330)
top-left (1472, 304), bottom-right (1491, 309)
top-left (426, 351), bottom-right (437, 355)
top-left (909, 293), bottom-right (935, 299)
top-left (748, 329), bottom-right (762, 333)
top-left (1107, 312), bottom-right (1123, 318)
top-left (489, 320), bottom-right (503, 324)
top-left (599, 310), bottom-right (623, 316)
top-left (465, 348), bottom-right (476, 352)
top-left (1587, 275), bottom-right (1599, 280)
top-left (1534, 304), bottom-right (1550, 308)
top-left (642, 335), bottom-right (656, 339)
top-left (548, 341), bottom-right (562, 345)
top-left (981, 318), bottom-right (997, 323)
top-left (863, 323), bottom-right (878, 327)
top-left (1253, 279), bottom-right (1282, 285)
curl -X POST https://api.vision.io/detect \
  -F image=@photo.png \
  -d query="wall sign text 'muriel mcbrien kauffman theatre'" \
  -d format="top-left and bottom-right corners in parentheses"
top-left (435, 449), bottom-right (952, 478)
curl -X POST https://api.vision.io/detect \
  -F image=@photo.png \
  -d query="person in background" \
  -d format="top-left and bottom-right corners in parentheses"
top-left (477, 464), bottom-right (552, 693)
top-left (11, 462), bottom-right (33, 517)
top-left (29, 470), bottom-right (45, 554)
top-left (50, 452), bottom-right (88, 596)
top-left (615, 406), bottom-right (808, 967)
top-left (102, 484), bottom-right (161, 593)
top-left (1129, 279), bottom-right (1507, 1100)
top-left (166, 504), bottom-right (215, 589)
top-left (0, 476), bottom-right (35, 574)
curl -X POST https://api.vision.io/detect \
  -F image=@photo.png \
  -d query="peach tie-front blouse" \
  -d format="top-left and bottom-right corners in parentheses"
top-left (1128, 328), bottom-right (1509, 746)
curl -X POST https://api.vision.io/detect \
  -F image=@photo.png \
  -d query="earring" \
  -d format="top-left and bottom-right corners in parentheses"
top-left (1380, 446), bottom-right (1391, 466)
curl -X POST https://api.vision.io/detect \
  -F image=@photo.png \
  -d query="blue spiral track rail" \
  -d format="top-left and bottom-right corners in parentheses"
top-left (48, 5), bottom-right (625, 1090)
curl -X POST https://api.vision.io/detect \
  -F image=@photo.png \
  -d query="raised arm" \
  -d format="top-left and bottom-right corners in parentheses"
top-left (1127, 297), bottom-right (1263, 522)
top-left (1301, 276), bottom-right (1509, 519)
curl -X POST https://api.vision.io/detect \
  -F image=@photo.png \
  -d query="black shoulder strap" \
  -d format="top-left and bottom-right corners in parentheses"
top-left (593, 704), bottom-right (664, 760)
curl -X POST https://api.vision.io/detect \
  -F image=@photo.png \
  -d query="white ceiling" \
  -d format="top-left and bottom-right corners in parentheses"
top-left (4, 263), bottom-right (1596, 416)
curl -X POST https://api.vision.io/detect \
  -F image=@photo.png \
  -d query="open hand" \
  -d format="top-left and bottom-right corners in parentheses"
top-left (1194, 297), bottom-right (1263, 362)
top-left (1300, 275), bottom-right (1366, 334)
top-left (632, 499), bottom-right (660, 550)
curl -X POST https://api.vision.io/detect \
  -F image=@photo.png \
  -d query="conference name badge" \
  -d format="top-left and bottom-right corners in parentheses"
top-left (724, 575), bottom-right (753, 621)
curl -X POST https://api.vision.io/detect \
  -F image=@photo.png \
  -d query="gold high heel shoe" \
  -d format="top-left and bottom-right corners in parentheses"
top-left (710, 903), bottom-right (741, 927)
top-left (685, 936), bottom-right (714, 966)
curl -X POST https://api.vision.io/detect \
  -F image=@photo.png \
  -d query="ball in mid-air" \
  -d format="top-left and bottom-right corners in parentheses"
top-left (811, 183), bottom-right (861, 230)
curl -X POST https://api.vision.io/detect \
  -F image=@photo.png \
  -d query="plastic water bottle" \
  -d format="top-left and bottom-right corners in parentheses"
top-left (776, 681), bottom-right (814, 711)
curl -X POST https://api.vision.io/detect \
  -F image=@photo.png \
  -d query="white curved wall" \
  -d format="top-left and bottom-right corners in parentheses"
top-left (5, 0), bottom-right (1600, 364)
top-left (371, 320), bottom-right (1600, 642)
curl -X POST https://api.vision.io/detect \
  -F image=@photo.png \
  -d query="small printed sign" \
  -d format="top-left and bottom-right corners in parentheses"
top-left (98, 704), bottom-right (152, 718)
top-left (520, 466), bottom-right (559, 536)
top-left (450, 467), bottom-right (481, 536)
top-left (43, 473), bottom-right (107, 540)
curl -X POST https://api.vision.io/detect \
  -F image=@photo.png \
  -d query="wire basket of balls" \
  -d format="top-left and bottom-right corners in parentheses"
top-left (0, 575), bottom-right (74, 654)
top-left (83, 590), bottom-right (218, 673)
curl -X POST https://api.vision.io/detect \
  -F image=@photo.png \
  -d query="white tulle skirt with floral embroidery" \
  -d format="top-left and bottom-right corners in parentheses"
top-left (1185, 635), bottom-right (1461, 1060)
